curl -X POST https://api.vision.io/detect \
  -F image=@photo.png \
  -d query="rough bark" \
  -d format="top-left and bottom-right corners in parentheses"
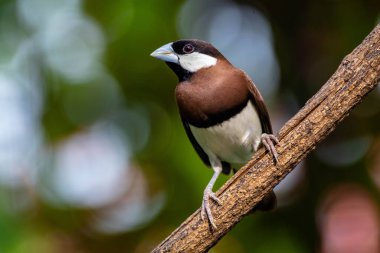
top-left (152, 24), bottom-right (380, 253)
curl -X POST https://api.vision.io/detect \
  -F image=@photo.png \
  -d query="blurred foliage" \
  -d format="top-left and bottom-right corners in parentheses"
top-left (0, 0), bottom-right (378, 252)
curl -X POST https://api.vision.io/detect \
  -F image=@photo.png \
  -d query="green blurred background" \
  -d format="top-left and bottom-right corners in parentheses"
top-left (0, 0), bottom-right (379, 252)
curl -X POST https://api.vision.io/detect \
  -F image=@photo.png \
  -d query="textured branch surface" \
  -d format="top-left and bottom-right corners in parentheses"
top-left (152, 24), bottom-right (380, 253)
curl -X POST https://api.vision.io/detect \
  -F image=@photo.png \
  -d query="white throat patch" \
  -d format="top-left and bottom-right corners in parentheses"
top-left (178, 52), bottom-right (217, 72)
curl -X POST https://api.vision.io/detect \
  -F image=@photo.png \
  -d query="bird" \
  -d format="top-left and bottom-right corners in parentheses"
top-left (150, 39), bottom-right (279, 230)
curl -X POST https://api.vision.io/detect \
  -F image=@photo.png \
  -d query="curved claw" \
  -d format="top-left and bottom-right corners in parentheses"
top-left (261, 133), bottom-right (280, 163)
top-left (201, 190), bottom-right (221, 230)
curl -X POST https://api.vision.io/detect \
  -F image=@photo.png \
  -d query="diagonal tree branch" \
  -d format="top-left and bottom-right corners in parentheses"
top-left (152, 24), bottom-right (380, 253)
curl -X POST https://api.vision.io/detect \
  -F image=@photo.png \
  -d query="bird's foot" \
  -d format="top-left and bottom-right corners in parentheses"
top-left (201, 189), bottom-right (222, 230)
top-left (261, 133), bottom-right (280, 163)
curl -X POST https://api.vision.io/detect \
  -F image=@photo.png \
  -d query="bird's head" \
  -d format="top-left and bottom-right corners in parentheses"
top-left (150, 39), bottom-right (224, 81)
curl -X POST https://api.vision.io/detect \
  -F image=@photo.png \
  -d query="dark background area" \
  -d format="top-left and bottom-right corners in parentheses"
top-left (0, 0), bottom-right (379, 252)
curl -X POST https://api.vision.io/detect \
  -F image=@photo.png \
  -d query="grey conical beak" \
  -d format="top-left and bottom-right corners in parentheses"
top-left (150, 42), bottom-right (179, 63)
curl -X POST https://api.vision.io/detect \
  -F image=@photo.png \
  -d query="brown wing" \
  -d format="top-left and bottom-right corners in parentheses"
top-left (243, 73), bottom-right (273, 135)
top-left (244, 73), bottom-right (277, 211)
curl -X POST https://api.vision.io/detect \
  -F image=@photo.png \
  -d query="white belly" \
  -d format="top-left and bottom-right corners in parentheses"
top-left (189, 101), bottom-right (262, 165)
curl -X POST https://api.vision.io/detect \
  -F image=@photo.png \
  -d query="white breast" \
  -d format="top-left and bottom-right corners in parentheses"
top-left (189, 101), bottom-right (262, 166)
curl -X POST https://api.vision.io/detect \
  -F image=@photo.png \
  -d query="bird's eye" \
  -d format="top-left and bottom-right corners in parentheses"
top-left (183, 44), bottom-right (194, 54)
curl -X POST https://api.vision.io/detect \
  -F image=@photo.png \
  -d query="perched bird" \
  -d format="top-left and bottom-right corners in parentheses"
top-left (151, 39), bottom-right (279, 229)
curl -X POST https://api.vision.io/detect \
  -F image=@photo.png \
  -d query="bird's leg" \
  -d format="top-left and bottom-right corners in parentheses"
top-left (201, 158), bottom-right (222, 230)
top-left (261, 133), bottom-right (280, 163)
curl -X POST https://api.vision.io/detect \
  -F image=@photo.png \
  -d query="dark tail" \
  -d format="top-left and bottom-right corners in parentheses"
top-left (254, 190), bottom-right (277, 211)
